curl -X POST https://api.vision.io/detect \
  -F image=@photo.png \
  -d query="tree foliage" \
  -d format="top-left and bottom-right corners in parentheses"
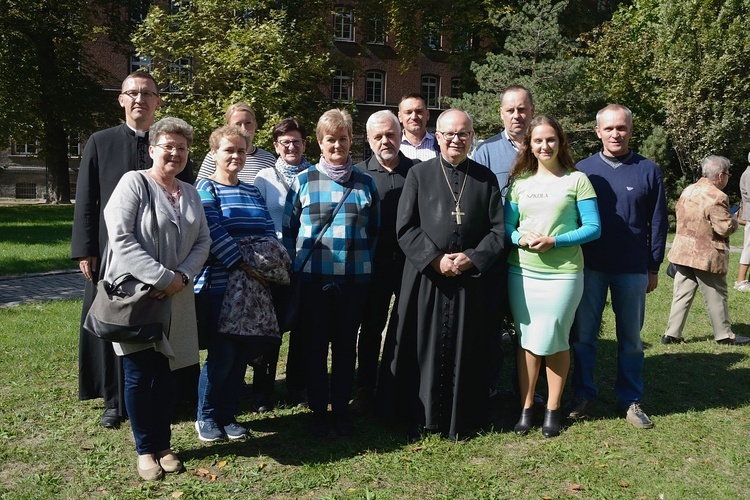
top-left (0, 0), bottom-right (122, 203)
top-left (450, 0), bottom-right (604, 158)
top-left (585, 0), bottom-right (750, 191)
top-left (132, 0), bottom-right (333, 157)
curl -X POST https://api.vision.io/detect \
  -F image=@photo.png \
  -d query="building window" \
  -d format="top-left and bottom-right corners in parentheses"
top-left (12, 141), bottom-right (38, 156)
top-left (424, 21), bottom-right (442, 50)
top-left (130, 55), bottom-right (152, 74)
top-left (68, 133), bottom-right (82, 158)
top-left (366, 16), bottom-right (386, 44)
top-left (130, 0), bottom-right (150, 24)
top-left (421, 75), bottom-right (439, 108)
top-left (365, 71), bottom-right (385, 104)
top-left (168, 57), bottom-right (192, 92)
top-left (451, 25), bottom-right (472, 52)
top-left (332, 70), bottom-right (352, 102)
top-left (334, 6), bottom-right (354, 41)
top-left (16, 183), bottom-right (37, 199)
top-left (451, 77), bottom-right (461, 98)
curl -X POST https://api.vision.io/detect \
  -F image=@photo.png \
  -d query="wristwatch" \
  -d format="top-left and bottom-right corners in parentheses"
top-left (179, 272), bottom-right (189, 286)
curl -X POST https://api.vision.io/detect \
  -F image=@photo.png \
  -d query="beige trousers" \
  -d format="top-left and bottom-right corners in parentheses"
top-left (664, 264), bottom-right (733, 341)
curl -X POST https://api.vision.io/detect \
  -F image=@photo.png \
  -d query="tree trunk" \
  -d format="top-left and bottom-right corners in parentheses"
top-left (45, 123), bottom-right (71, 204)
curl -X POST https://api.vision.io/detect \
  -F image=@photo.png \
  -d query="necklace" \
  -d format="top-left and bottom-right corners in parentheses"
top-left (439, 158), bottom-right (469, 225)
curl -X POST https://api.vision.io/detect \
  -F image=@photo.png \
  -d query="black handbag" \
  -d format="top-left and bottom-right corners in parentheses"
top-left (84, 274), bottom-right (169, 343)
top-left (280, 184), bottom-right (353, 332)
top-left (83, 173), bottom-right (170, 343)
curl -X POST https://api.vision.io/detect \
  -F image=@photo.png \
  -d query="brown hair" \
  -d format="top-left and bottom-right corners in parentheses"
top-left (507, 115), bottom-right (575, 188)
top-left (208, 125), bottom-right (250, 152)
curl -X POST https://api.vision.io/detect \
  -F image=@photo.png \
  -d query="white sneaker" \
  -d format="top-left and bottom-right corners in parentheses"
top-left (734, 280), bottom-right (750, 291)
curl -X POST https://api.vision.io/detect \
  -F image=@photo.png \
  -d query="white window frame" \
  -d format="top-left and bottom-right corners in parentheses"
top-left (365, 71), bottom-right (385, 104)
top-left (421, 75), bottom-right (440, 108)
top-left (332, 70), bottom-right (353, 102)
top-left (334, 6), bottom-right (354, 41)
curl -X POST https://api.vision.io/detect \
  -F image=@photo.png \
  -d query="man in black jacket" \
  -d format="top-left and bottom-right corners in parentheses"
top-left (71, 71), bottom-right (194, 428)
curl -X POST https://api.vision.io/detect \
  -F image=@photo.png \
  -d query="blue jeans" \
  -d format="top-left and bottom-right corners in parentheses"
top-left (197, 294), bottom-right (263, 425)
top-left (122, 348), bottom-right (177, 455)
top-left (570, 269), bottom-right (648, 409)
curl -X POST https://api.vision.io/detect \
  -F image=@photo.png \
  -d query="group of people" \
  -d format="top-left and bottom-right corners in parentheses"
top-left (71, 71), bottom-right (748, 481)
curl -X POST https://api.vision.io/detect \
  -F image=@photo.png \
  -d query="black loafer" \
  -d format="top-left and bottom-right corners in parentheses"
top-left (717, 335), bottom-right (750, 345)
top-left (100, 407), bottom-right (121, 429)
top-left (661, 335), bottom-right (685, 345)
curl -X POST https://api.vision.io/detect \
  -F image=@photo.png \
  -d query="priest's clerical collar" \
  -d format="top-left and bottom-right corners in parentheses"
top-left (125, 122), bottom-right (147, 138)
top-left (441, 155), bottom-right (467, 169)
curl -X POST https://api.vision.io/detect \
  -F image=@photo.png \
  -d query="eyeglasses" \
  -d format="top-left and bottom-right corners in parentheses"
top-left (121, 90), bottom-right (159, 100)
top-left (154, 144), bottom-right (190, 155)
top-left (438, 131), bottom-right (472, 142)
top-left (275, 139), bottom-right (305, 148)
top-left (723, 171), bottom-right (732, 177)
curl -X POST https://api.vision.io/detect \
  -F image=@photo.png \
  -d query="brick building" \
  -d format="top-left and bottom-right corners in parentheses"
top-left (1, 1), bottom-right (463, 199)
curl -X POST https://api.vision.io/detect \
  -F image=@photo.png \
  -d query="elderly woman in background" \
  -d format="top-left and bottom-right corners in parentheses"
top-left (194, 125), bottom-right (279, 443)
top-left (662, 155), bottom-right (750, 345)
top-left (103, 117), bottom-right (210, 481)
top-left (282, 109), bottom-right (380, 438)
top-left (255, 117), bottom-right (311, 408)
top-left (196, 102), bottom-right (276, 185)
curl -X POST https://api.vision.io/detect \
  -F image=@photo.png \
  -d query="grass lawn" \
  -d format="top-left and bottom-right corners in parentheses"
top-left (2, 205), bottom-right (750, 497)
top-left (0, 205), bottom-right (76, 276)
top-left (2, 258), bottom-right (750, 498)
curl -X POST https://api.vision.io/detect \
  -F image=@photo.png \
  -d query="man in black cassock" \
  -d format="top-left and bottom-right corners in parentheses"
top-left (71, 71), bottom-right (194, 428)
top-left (383, 108), bottom-right (505, 440)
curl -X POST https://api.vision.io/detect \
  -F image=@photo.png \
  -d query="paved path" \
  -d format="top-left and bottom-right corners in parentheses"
top-left (0, 243), bottom-right (743, 309)
top-left (0, 270), bottom-right (85, 308)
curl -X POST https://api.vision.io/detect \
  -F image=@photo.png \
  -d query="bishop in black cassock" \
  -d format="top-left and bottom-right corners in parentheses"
top-left (380, 109), bottom-right (505, 440)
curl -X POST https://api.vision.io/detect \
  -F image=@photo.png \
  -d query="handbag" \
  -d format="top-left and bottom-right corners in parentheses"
top-left (84, 275), bottom-right (169, 343)
top-left (83, 173), bottom-right (170, 343)
top-left (666, 262), bottom-right (677, 279)
top-left (280, 183), bottom-right (354, 332)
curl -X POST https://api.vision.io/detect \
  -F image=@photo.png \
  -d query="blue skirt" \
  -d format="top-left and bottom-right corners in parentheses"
top-left (508, 266), bottom-right (583, 356)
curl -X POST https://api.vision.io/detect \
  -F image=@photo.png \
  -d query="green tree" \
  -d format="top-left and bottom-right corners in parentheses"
top-left (132, 0), bottom-right (333, 157)
top-left (655, 0), bottom-right (750, 177)
top-left (450, 0), bottom-right (603, 158)
top-left (0, 0), bottom-right (122, 203)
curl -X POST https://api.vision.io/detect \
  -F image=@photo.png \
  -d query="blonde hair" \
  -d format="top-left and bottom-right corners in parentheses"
top-left (224, 102), bottom-right (256, 124)
top-left (316, 109), bottom-right (353, 141)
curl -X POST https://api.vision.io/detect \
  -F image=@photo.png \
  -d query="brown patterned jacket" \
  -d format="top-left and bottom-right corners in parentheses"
top-left (668, 177), bottom-right (738, 275)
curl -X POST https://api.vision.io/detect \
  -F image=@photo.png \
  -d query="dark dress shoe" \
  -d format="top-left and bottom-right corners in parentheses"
top-left (514, 408), bottom-right (534, 435)
top-left (661, 335), bottom-right (685, 345)
top-left (100, 407), bottom-right (121, 429)
top-left (309, 412), bottom-right (328, 438)
top-left (542, 408), bottom-right (561, 438)
top-left (717, 335), bottom-right (750, 345)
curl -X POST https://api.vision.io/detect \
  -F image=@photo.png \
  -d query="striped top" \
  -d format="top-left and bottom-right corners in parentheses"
top-left (194, 178), bottom-right (276, 295)
top-left (399, 131), bottom-right (439, 161)
top-left (282, 164), bottom-right (380, 284)
top-left (196, 147), bottom-right (276, 185)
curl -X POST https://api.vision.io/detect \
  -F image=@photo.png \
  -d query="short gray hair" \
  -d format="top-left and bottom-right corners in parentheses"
top-left (366, 110), bottom-right (401, 135)
top-left (435, 108), bottom-right (473, 131)
top-left (701, 155), bottom-right (731, 180)
top-left (150, 117), bottom-right (194, 148)
top-left (596, 104), bottom-right (633, 128)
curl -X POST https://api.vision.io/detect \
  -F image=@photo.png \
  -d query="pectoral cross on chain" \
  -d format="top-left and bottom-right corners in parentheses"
top-left (452, 204), bottom-right (465, 225)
